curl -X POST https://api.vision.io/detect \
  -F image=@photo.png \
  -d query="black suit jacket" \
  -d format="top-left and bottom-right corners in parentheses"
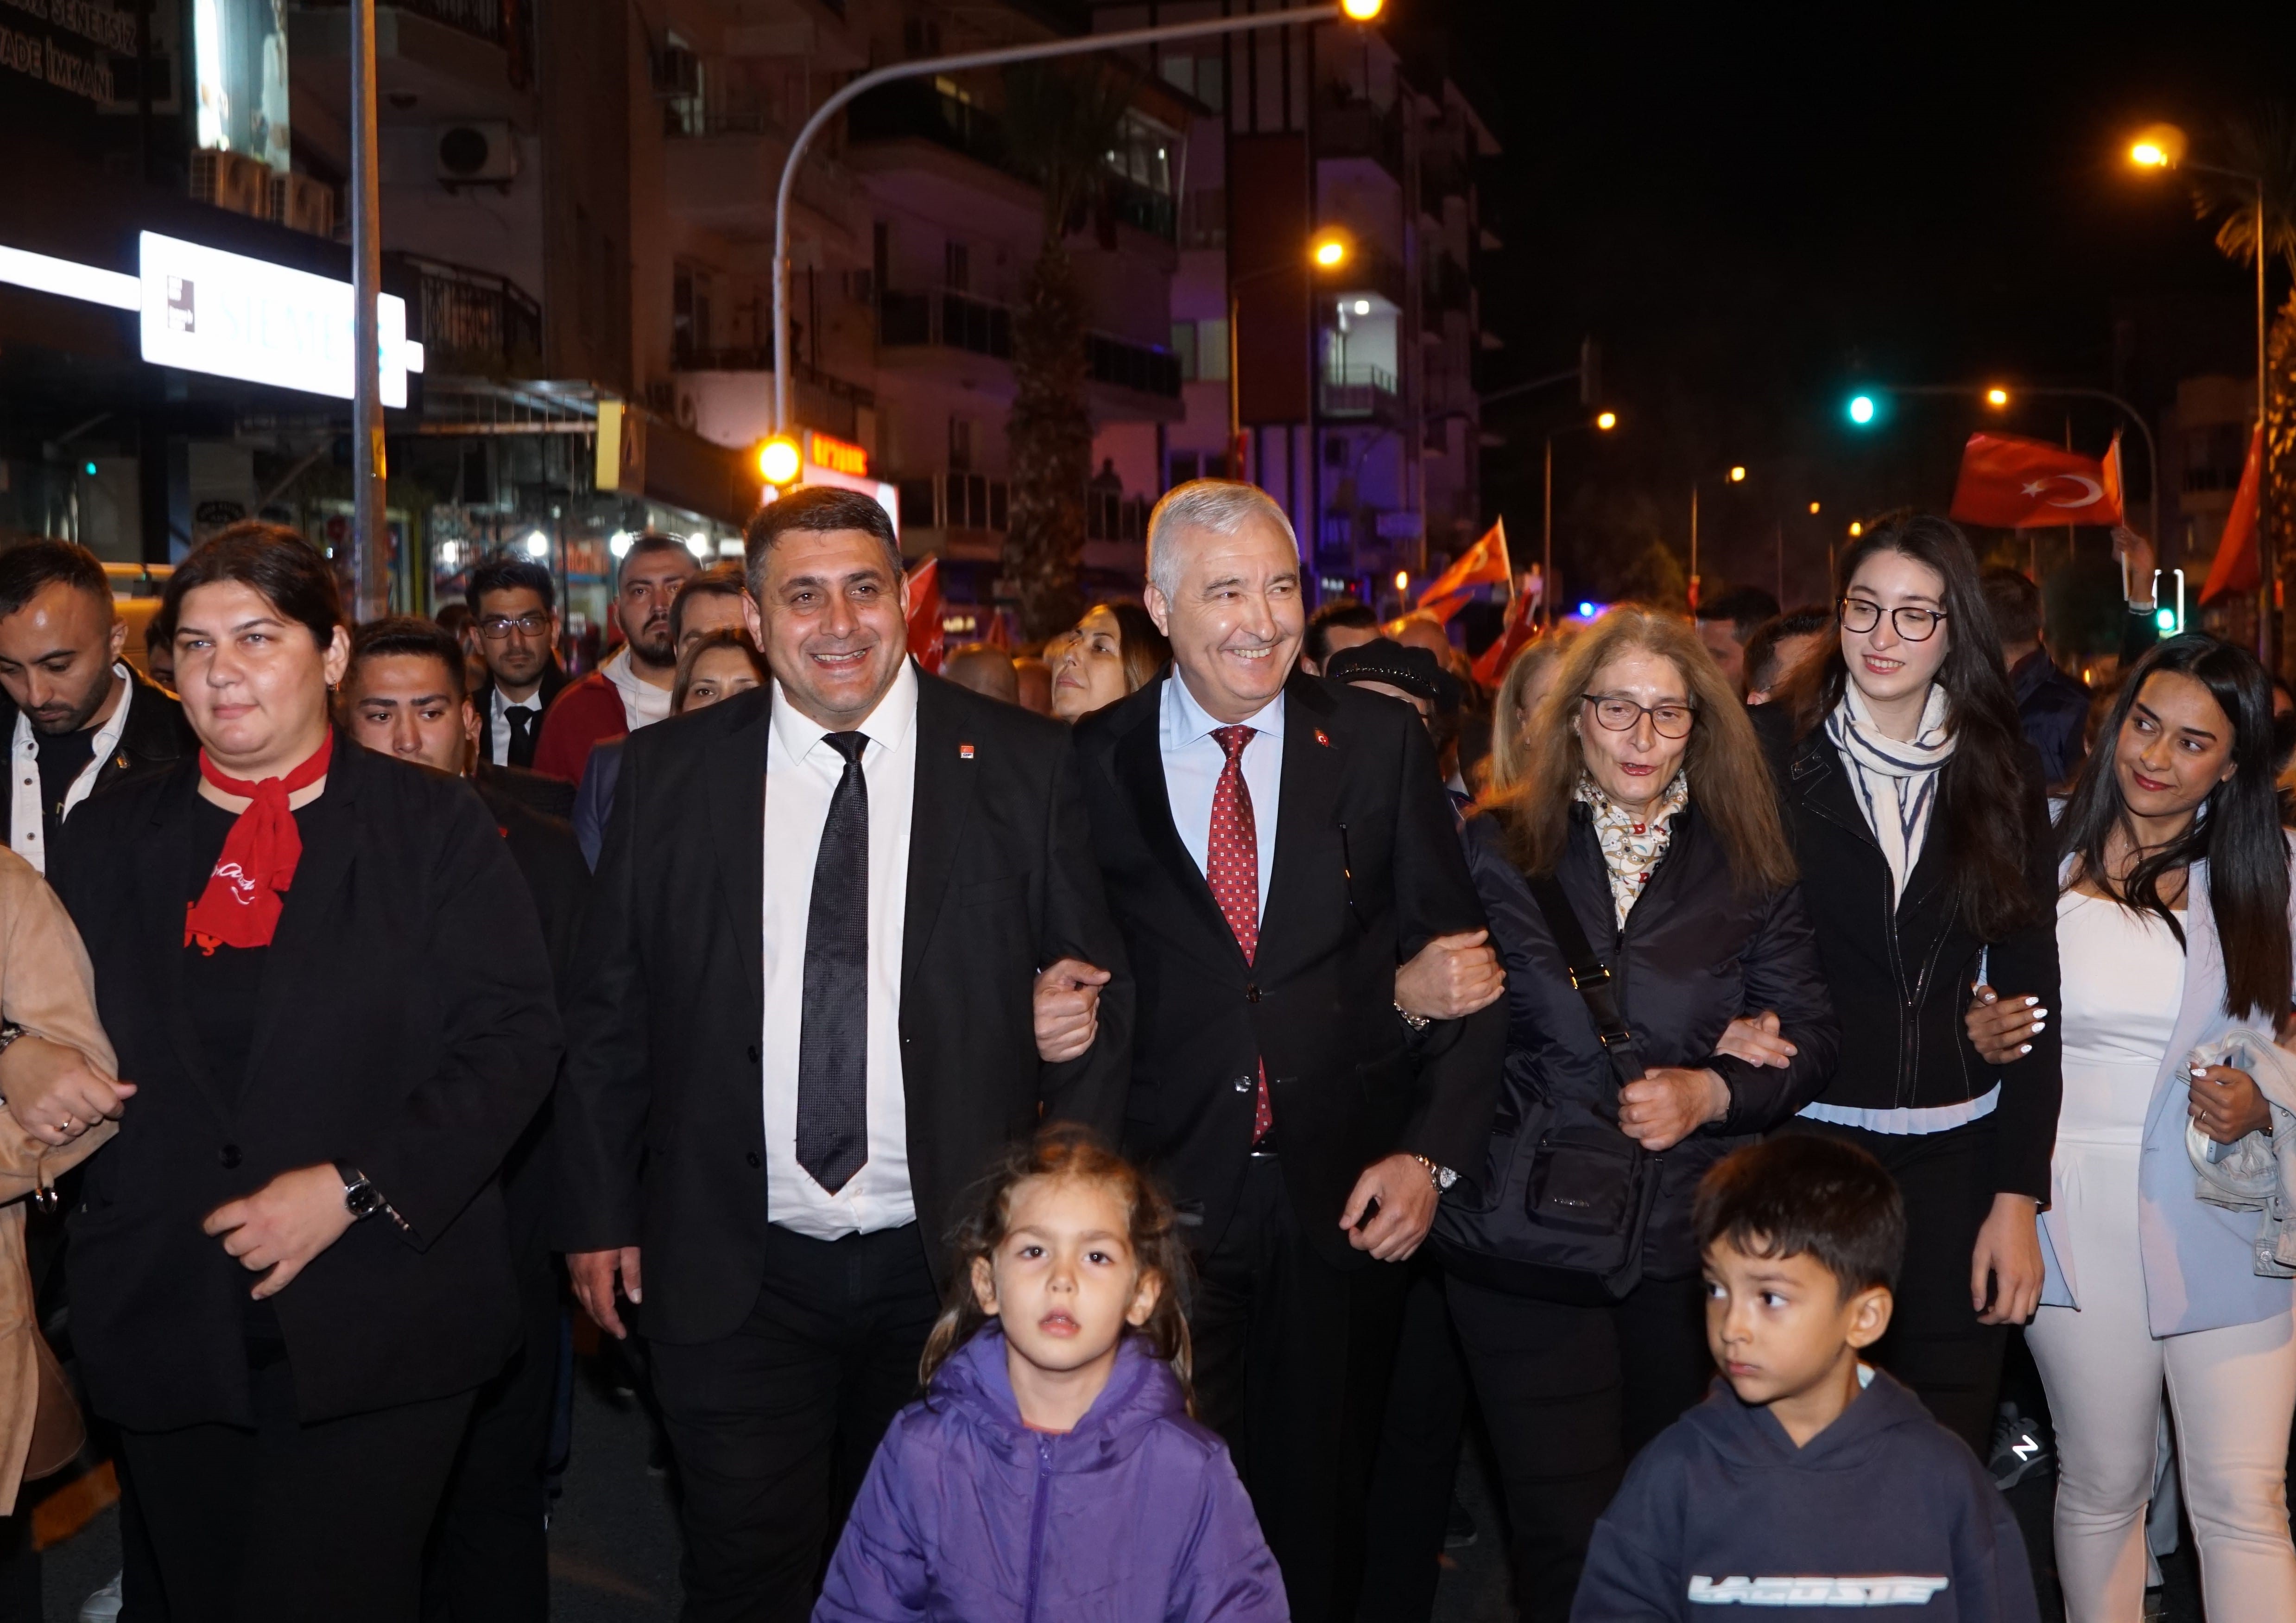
top-left (48, 738), bottom-right (563, 1429)
top-left (555, 667), bottom-right (1132, 1344)
top-left (1072, 670), bottom-right (1505, 1264)
top-left (474, 661), bottom-right (569, 769)
top-left (475, 757), bottom-right (577, 822)
top-left (0, 666), bottom-right (196, 846)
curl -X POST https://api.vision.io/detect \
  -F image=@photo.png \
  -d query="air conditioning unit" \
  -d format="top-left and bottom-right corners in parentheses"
top-left (270, 172), bottom-right (337, 239)
top-left (189, 148), bottom-right (270, 219)
top-left (436, 123), bottom-right (519, 185)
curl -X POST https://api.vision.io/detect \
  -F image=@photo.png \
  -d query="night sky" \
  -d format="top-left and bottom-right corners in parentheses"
top-left (1443, 0), bottom-right (2296, 608)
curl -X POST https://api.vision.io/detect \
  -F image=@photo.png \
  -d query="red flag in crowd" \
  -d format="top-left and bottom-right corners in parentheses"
top-left (904, 556), bottom-right (944, 672)
top-left (1948, 431), bottom-right (2124, 529)
top-left (2201, 423), bottom-right (2265, 605)
top-left (1472, 586), bottom-right (1540, 687)
top-left (1416, 519), bottom-right (1511, 608)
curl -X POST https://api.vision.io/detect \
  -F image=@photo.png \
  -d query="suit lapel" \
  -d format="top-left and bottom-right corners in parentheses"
top-left (1112, 684), bottom-right (1246, 968)
top-left (135, 767), bottom-right (234, 1127)
top-left (1257, 674), bottom-right (1346, 976)
top-left (902, 671), bottom-right (980, 993)
top-left (706, 689), bottom-right (770, 1011)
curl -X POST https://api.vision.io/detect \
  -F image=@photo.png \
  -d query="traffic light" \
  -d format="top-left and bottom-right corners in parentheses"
top-left (1847, 394), bottom-right (1878, 426)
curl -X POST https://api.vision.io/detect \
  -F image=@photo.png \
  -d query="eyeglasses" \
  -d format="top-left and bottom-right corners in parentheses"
top-left (1840, 597), bottom-right (1948, 642)
top-left (1581, 694), bottom-right (1696, 739)
top-left (477, 613), bottom-right (551, 640)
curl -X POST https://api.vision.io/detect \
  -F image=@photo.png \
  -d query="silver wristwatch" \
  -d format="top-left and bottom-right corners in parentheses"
top-left (1412, 1154), bottom-right (1458, 1192)
top-left (1394, 1002), bottom-right (1432, 1033)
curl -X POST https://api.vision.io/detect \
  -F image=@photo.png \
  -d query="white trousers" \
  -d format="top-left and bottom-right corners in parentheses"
top-left (2027, 1142), bottom-right (2296, 1623)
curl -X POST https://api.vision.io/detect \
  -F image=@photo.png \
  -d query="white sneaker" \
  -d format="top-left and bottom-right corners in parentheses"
top-left (77, 1572), bottom-right (123, 1623)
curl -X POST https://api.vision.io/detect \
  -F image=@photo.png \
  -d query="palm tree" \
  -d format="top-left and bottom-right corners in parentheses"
top-left (999, 60), bottom-right (1135, 641)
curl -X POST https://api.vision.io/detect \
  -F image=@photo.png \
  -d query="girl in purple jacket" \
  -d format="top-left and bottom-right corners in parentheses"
top-left (814, 1127), bottom-right (1289, 1623)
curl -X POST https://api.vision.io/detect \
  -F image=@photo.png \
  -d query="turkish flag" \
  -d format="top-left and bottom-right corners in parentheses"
top-left (1471, 588), bottom-right (1538, 688)
top-left (1417, 519), bottom-right (1511, 608)
top-left (1948, 432), bottom-right (2125, 529)
top-left (2201, 424), bottom-right (2265, 605)
top-left (904, 556), bottom-right (944, 672)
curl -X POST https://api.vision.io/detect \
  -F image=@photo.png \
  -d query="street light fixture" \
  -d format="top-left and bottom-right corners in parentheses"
top-left (758, 436), bottom-right (802, 487)
top-left (1986, 387), bottom-right (2010, 407)
top-left (1228, 228), bottom-right (1357, 476)
top-left (1311, 231), bottom-right (1352, 269)
top-left (1544, 409), bottom-right (1618, 626)
top-left (1690, 463), bottom-right (1749, 610)
top-left (1728, 465), bottom-right (1747, 483)
top-left (1847, 394), bottom-right (1878, 425)
top-left (768, 4), bottom-right (1385, 437)
top-left (1809, 501), bottom-right (1822, 515)
top-left (2126, 119), bottom-right (2274, 664)
top-left (1595, 411), bottom-right (1617, 431)
top-left (1849, 521), bottom-right (1864, 538)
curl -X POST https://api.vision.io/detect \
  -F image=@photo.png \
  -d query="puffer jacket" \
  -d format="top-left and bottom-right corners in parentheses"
top-left (814, 1325), bottom-right (1288, 1623)
top-left (1454, 800), bottom-right (1840, 1279)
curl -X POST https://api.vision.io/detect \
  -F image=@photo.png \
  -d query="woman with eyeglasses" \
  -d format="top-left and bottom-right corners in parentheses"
top-left (1434, 607), bottom-right (1837, 1617)
top-left (1753, 515), bottom-right (2061, 1458)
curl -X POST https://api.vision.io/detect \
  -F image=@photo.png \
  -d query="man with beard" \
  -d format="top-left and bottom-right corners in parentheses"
top-left (532, 533), bottom-right (698, 781)
top-left (0, 540), bottom-right (195, 874)
top-left (339, 617), bottom-right (585, 1623)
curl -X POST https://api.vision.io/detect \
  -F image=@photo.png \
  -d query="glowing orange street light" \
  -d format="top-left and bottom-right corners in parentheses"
top-left (758, 436), bottom-right (802, 486)
top-left (2127, 123), bottom-right (2187, 170)
top-left (1595, 411), bottom-right (1618, 431)
top-left (1986, 387), bottom-right (2010, 407)
top-left (1340, 0), bottom-right (1385, 18)
top-left (1809, 501), bottom-right (1822, 515)
top-left (1728, 465), bottom-right (1746, 483)
top-left (1392, 570), bottom-right (1409, 594)
top-left (1311, 230), bottom-right (1351, 270)
top-left (1848, 521), bottom-right (1864, 538)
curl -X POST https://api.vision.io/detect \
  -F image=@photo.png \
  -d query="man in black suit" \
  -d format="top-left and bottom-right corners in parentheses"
top-left (467, 556), bottom-right (571, 773)
top-left (1071, 480), bottom-right (1505, 1623)
top-left (557, 486), bottom-right (1130, 1623)
top-left (0, 539), bottom-right (195, 874)
top-left (339, 617), bottom-right (587, 1623)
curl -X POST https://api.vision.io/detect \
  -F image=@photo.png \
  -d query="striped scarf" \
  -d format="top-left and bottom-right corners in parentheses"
top-left (1824, 683), bottom-right (1957, 904)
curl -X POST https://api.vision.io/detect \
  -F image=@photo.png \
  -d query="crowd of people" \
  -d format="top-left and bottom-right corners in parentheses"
top-left (0, 480), bottom-right (2282, 1623)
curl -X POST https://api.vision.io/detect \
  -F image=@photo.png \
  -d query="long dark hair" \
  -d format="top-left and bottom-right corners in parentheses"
top-left (2057, 634), bottom-right (2290, 1021)
top-left (920, 1126), bottom-right (1197, 1410)
top-left (1777, 515), bottom-right (2037, 940)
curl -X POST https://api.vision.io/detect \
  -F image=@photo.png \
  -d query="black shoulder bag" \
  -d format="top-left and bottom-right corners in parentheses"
top-left (1432, 872), bottom-right (1663, 1304)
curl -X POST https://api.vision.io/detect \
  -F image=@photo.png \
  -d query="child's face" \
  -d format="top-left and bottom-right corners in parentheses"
top-left (1703, 1236), bottom-right (1891, 1409)
top-left (972, 1175), bottom-right (1162, 1380)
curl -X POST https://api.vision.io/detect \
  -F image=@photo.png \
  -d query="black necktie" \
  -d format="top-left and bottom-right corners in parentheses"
top-left (797, 730), bottom-right (870, 1193)
top-left (504, 704), bottom-right (539, 769)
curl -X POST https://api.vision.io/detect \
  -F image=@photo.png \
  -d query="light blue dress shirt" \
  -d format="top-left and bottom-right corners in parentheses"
top-left (1158, 672), bottom-right (1284, 925)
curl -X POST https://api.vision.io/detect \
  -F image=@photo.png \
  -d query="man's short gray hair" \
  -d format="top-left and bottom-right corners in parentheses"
top-left (1145, 480), bottom-right (1300, 598)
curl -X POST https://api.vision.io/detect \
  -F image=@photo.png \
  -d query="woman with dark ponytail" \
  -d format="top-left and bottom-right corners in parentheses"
top-left (1972, 635), bottom-right (2296, 1621)
top-left (1753, 515), bottom-right (2062, 1455)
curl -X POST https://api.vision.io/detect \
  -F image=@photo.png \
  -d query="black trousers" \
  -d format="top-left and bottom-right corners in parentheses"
top-left (1447, 1271), bottom-right (1710, 1623)
top-left (646, 1222), bottom-right (938, 1623)
top-left (117, 1356), bottom-right (475, 1623)
top-left (422, 1249), bottom-right (561, 1622)
top-left (1354, 1253), bottom-right (1468, 1623)
top-left (1784, 1116), bottom-right (2006, 1455)
top-left (1193, 1155), bottom-right (1407, 1623)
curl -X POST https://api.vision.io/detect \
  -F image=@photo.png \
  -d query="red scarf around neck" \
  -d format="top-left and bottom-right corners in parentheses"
top-left (185, 732), bottom-right (334, 951)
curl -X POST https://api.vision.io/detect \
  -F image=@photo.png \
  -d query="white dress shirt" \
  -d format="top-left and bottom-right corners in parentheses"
top-left (1159, 672), bottom-right (1283, 918)
top-left (487, 683), bottom-right (544, 767)
top-left (760, 660), bottom-right (919, 1239)
top-left (10, 666), bottom-right (134, 876)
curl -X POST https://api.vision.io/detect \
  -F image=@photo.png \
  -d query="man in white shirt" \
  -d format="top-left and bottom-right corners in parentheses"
top-left (559, 487), bottom-right (1130, 1622)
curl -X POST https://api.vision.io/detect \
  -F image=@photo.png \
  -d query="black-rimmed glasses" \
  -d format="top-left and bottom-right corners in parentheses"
top-left (1580, 694), bottom-right (1696, 739)
top-left (1840, 597), bottom-right (1947, 642)
top-left (477, 612), bottom-right (551, 640)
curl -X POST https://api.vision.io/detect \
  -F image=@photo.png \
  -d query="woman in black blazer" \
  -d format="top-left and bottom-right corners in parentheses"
top-left (47, 524), bottom-right (560, 1623)
top-left (1752, 515), bottom-right (2062, 1458)
top-left (1436, 606), bottom-right (1838, 1618)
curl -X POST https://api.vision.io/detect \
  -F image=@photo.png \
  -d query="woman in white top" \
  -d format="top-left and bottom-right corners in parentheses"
top-left (1972, 633), bottom-right (2296, 1621)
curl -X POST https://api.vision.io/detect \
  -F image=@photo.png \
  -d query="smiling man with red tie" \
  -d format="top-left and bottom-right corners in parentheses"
top-left (1070, 480), bottom-right (1505, 1623)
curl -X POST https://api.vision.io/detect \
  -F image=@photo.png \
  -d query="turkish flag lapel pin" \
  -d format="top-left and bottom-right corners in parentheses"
top-left (959, 742), bottom-right (975, 760)
top-left (1314, 728), bottom-right (1332, 748)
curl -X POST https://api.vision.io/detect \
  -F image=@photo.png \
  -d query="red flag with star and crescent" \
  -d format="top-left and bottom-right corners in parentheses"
top-left (904, 556), bottom-right (944, 673)
top-left (1416, 519), bottom-right (1511, 608)
top-left (1948, 431), bottom-right (2124, 529)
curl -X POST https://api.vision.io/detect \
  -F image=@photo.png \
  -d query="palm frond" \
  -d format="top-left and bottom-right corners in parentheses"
top-left (2188, 103), bottom-right (2296, 277)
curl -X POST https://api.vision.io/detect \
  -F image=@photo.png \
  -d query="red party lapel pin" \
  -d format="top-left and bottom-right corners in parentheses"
top-left (959, 742), bottom-right (975, 760)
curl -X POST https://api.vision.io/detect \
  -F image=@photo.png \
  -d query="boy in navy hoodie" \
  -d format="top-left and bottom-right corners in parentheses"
top-left (1572, 1136), bottom-right (2038, 1621)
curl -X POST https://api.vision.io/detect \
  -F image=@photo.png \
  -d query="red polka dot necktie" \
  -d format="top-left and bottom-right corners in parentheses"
top-left (1208, 724), bottom-right (1272, 1144)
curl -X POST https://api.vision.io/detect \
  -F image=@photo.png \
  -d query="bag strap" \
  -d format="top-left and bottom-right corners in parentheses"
top-left (1526, 872), bottom-right (1649, 1091)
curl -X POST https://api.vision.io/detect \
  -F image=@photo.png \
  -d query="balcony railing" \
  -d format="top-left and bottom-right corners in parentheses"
top-left (1316, 95), bottom-right (1404, 181)
top-left (897, 472), bottom-right (1008, 533)
top-left (392, 253), bottom-right (543, 377)
top-left (299, 0), bottom-right (529, 79)
top-left (1320, 363), bottom-right (1399, 420)
top-left (882, 289), bottom-right (1180, 399)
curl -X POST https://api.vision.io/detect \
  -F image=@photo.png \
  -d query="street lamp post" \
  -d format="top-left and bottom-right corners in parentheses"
top-left (347, 0), bottom-right (386, 620)
top-left (2130, 125), bottom-right (2272, 664)
top-left (1687, 464), bottom-right (1747, 612)
top-left (1228, 230), bottom-right (1353, 482)
top-left (1543, 410), bottom-right (1615, 625)
top-left (768, 3), bottom-right (1382, 438)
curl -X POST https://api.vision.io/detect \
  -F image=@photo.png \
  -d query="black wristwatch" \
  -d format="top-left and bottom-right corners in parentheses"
top-left (335, 1162), bottom-right (386, 1222)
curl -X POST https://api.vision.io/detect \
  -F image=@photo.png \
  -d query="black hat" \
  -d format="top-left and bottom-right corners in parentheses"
top-left (1324, 637), bottom-right (1462, 714)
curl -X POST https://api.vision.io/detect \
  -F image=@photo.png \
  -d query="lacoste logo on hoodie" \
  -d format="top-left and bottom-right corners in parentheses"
top-left (1689, 1575), bottom-right (1950, 1606)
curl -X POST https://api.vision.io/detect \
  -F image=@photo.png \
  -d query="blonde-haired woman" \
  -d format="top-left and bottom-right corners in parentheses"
top-left (1486, 628), bottom-right (1579, 794)
top-left (1433, 606), bottom-right (1839, 1619)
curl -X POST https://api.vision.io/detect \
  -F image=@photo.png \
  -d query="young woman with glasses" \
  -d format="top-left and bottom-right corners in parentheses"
top-left (1753, 514), bottom-right (2062, 1457)
top-left (1439, 607), bottom-right (1838, 1616)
